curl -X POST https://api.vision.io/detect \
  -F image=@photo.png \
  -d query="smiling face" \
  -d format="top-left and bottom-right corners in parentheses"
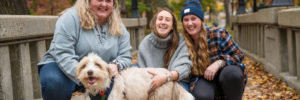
top-left (76, 53), bottom-right (111, 95)
top-left (155, 10), bottom-right (174, 38)
top-left (90, 0), bottom-right (114, 21)
top-left (182, 14), bottom-right (202, 38)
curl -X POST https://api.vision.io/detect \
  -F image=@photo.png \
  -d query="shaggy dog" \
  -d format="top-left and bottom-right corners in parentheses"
top-left (76, 53), bottom-right (194, 100)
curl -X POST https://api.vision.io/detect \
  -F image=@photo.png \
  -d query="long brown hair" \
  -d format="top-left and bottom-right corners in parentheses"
top-left (60, 0), bottom-right (123, 36)
top-left (150, 8), bottom-right (179, 69)
top-left (183, 22), bottom-right (210, 76)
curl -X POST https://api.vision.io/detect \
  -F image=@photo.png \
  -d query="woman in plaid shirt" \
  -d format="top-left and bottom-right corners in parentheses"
top-left (180, 0), bottom-right (247, 100)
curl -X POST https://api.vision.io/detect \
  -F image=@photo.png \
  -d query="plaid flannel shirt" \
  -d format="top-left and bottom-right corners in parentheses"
top-left (206, 26), bottom-right (246, 75)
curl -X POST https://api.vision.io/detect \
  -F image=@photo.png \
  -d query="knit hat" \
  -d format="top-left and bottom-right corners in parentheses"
top-left (180, 0), bottom-right (204, 21)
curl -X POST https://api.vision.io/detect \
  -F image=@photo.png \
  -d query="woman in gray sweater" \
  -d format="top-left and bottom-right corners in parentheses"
top-left (37, 0), bottom-right (132, 100)
top-left (138, 8), bottom-right (192, 91)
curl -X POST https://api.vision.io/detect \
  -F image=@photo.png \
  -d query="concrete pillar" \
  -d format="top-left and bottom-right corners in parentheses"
top-left (248, 24), bottom-right (251, 51)
top-left (256, 24), bottom-right (261, 57)
top-left (129, 28), bottom-right (137, 52)
top-left (252, 24), bottom-right (256, 54)
top-left (251, 24), bottom-right (255, 54)
top-left (239, 25), bottom-right (243, 48)
top-left (264, 25), bottom-right (288, 74)
top-left (296, 31), bottom-right (300, 80)
top-left (233, 24), bottom-right (239, 43)
top-left (20, 43), bottom-right (34, 100)
top-left (0, 46), bottom-right (14, 100)
top-left (30, 40), bottom-right (46, 99)
top-left (240, 24), bottom-right (244, 49)
top-left (257, 24), bottom-right (261, 56)
top-left (247, 24), bottom-right (250, 51)
top-left (242, 25), bottom-right (246, 49)
top-left (260, 25), bottom-right (265, 58)
top-left (245, 24), bottom-right (249, 50)
top-left (287, 30), bottom-right (296, 76)
top-left (245, 24), bottom-right (247, 49)
top-left (10, 43), bottom-right (33, 100)
top-left (45, 39), bottom-right (52, 50)
top-left (249, 24), bottom-right (253, 53)
top-left (253, 24), bottom-right (257, 55)
top-left (137, 27), bottom-right (145, 48)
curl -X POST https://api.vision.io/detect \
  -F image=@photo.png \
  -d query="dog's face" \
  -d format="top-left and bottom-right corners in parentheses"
top-left (76, 53), bottom-right (112, 95)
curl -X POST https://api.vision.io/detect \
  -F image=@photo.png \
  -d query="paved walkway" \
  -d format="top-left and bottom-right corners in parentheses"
top-left (71, 56), bottom-right (300, 100)
top-left (242, 56), bottom-right (300, 99)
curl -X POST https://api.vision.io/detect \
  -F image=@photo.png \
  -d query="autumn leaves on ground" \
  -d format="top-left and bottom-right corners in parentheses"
top-left (242, 56), bottom-right (300, 99)
top-left (74, 55), bottom-right (300, 99)
top-left (133, 55), bottom-right (300, 99)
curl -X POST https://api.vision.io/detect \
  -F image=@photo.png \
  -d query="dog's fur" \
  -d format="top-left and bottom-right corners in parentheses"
top-left (76, 53), bottom-right (194, 100)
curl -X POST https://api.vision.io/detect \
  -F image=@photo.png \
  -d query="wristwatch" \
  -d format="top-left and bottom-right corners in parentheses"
top-left (166, 73), bottom-right (171, 82)
top-left (110, 60), bottom-right (121, 71)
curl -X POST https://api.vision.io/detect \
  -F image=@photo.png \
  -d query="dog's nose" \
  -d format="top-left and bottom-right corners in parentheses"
top-left (87, 70), bottom-right (93, 75)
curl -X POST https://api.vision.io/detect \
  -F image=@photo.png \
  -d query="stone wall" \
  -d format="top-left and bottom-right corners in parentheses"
top-left (0, 15), bottom-right (146, 100)
top-left (231, 7), bottom-right (300, 92)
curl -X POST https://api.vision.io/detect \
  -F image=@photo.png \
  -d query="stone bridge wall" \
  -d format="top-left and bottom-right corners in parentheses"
top-left (0, 15), bottom-right (146, 100)
top-left (231, 7), bottom-right (300, 92)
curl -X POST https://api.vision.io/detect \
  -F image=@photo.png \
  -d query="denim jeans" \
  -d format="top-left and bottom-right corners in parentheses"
top-left (179, 81), bottom-right (190, 92)
top-left (39, 62), bottom-right (112, 100)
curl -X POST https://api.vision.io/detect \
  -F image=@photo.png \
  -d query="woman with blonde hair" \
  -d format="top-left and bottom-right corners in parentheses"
top-left (38, 0), bottom-right (132, 99)
top-left (138, 8), bottom-right (192, 91)
top-left (180, 0), bottom-right (247, 100)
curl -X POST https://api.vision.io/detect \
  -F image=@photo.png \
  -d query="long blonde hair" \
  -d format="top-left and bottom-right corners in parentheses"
top-left (150, 8), bottom-right (179, 69)
top-left (60, 0), bottom-right (123, 36)
top-left (183, 22), bottom-right (210, 76)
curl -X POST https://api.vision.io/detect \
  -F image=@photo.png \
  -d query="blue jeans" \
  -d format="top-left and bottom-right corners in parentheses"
top-left (179, 81), bottom-right (190, 92)
top-left (39, 62), bottom-right (76, 100)
top-left (39, 62), bottom-right (113, 100)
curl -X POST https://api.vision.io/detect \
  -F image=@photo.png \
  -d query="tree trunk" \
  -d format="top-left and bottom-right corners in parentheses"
top-left (120, 0), bottom-right (127, 17)
top-left (0, 0), bottom-right (30, 14)
top-left (144, 0), bottom-right (152, 29)
top-left (224, 0), bottom-right (232, 27)
top-left (72, 0), bottom-right (76, 5)
top-left (152, 0), bottom-right (168, 8)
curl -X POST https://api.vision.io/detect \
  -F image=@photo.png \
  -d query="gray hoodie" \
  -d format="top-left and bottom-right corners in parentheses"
top-left (138, 32), bottom-right (192, 82)
top-left (38, 8), bottom-right (132, 84)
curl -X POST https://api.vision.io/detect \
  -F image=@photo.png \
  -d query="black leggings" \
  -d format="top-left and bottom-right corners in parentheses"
top-left (191, 65), bottom-right (246, 100)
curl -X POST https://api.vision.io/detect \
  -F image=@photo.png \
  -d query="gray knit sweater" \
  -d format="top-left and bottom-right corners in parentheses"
top-left (38, 8), bottom-right (132, 85)
top-left (138, 32), bottom-right (192, 82)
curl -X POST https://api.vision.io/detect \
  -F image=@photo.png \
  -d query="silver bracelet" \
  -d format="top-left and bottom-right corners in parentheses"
top-left (217, 60), bottom-right (225, 68)
top-left (166, 73), bottom-right (171, 82)
top-left (110, 60), bottom-right (121, 71)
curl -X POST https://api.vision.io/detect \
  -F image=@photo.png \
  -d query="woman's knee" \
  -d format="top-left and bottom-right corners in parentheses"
top-left (219, 65), bottom-right (243, 82)
top-left (191, 78), bottom-right (215, 100)
top-left (40, 73), bottom-right (69, 89)
top-left (40, 63), bottom-right (65, 86)
top-left (39, 63), bottom-right (76, 94)
top-left (192, 90), bottom-right (214, 100)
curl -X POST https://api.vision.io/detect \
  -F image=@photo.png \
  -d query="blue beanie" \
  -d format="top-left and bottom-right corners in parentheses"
top-left (180, 0), bottom-right (204, 21)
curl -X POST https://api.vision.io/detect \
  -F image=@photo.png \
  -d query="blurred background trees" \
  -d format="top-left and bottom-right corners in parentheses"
top-left (26, 0), bottom-right (72, 15)
top-left (0, 0), bottom-right (30, 14)
top-left (1, 0), bottom-right (299, 28)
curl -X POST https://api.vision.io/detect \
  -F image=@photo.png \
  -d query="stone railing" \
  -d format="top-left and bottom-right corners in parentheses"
top-left (0, 15), bottom-right (146, 100)
top-left (231, 7), bottom-right (300, 92)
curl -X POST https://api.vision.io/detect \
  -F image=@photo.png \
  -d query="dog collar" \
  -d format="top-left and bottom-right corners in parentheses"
top-left (99, 90), bottom-right (106, 96)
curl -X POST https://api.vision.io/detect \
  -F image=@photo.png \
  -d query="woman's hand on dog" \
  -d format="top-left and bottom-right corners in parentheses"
top-left (108, 64), bottom-right (119, 77)
top-left (147, 70), bottom-right (168, 91)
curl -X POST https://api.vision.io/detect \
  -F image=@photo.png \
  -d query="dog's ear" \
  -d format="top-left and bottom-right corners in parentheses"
top-left (76, 57), bottom-right (88, 78)
top-left (93, 55), bottom-right (113, 78)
